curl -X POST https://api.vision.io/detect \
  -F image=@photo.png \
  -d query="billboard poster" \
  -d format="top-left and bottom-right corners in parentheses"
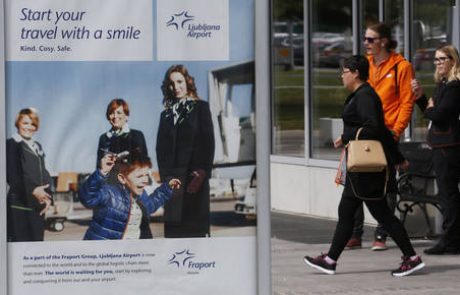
top-left (3, 0), bottom-right (256, 294)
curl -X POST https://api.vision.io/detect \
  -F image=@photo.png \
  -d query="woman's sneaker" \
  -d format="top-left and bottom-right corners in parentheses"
top-left (303, 254), bottom-right (336, 275)
top-left (391, 256), bottom-right (425, 277)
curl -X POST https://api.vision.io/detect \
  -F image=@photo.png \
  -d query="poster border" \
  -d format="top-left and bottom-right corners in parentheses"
top-left (1, 0), bottom-right (8, 294)
top-left (0, 0), bottom-right (270, 293)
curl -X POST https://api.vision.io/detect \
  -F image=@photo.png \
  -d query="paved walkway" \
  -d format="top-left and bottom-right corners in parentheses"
top-left (271, 212), bottom-right (460, 295)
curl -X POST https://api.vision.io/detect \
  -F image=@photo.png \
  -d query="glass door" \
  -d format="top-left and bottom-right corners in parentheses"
top-left (412, 1), bottom-right (454, 141)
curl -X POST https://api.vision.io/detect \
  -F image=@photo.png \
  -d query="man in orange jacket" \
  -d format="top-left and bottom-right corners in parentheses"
top-left (346, 22), bottom-right (414, 251)
top-left (368, 53), bottom-right (414, 140)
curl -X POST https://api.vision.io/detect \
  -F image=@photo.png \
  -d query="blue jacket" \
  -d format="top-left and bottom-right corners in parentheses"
top-left (79, 170), bottom-right (173, 240)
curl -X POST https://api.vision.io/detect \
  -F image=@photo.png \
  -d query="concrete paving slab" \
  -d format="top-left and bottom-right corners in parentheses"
top-left (271, 213), bottom-right (460, 295)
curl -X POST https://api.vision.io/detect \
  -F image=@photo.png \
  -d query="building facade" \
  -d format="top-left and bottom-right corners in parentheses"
top-left (270, 0), bottom-right (460, 221)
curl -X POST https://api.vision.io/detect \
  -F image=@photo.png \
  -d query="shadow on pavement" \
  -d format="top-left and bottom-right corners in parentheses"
top-left (271, 212), bottom-right (374, 244)
top-left (211, 211), bottom-right (257, 226)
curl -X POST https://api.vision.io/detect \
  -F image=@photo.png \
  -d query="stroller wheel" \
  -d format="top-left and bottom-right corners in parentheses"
top-left (52, 221), bottom-right (65, 232)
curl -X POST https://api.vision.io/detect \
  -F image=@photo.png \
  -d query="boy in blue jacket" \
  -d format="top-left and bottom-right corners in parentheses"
top-left (79, 151), bottom-right (181, 240)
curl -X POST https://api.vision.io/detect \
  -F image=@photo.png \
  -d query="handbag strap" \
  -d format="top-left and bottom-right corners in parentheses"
top-left (355, 127), bottom-right (364, 140)
top-left (348, 167), bottom-right (389, 201)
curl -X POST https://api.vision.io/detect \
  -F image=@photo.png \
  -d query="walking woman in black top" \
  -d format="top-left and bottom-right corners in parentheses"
top-left (7, 108), bottom-right (52, 242)
top-left (304, 56), bottom-right (425, 277)
top-left (411, 44), bottom-right (460, 255)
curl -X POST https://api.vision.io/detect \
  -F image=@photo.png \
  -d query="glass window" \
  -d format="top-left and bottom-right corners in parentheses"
top-left (273, 0), bottom-right (451, 159)
top-left (310, 0), bottom-right (352, 160)
top-left (271, 0), bottom-right (305, 157)
top-left (412, 1), bottom-right (452, 141)
top-left (362, 1), bottom-right (404, 54)
top-left (384, 0), bottom-right (405, 55)
top-left (363, 0), bottom-right (378, 30)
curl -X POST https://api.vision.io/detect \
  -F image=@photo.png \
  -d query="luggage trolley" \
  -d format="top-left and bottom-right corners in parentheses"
top-left (45, 172), bottom-right (78, 232)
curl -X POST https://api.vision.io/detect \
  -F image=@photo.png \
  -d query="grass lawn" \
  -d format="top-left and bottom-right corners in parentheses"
top-left (273, 67), bottom-right (435, 130)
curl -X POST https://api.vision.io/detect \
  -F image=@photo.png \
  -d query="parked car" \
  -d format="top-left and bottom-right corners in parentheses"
top-left (280, 35), bottom-right (304, 66)
top-left (318, 40), bottom-right (352, 68)
top-left (413, 47), bottom-right (436, 71)
top-left (413, 35), bottom-right (447, 71)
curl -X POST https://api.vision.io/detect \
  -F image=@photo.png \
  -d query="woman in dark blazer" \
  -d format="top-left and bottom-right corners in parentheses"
top-left (156, 64), bottom-right (215, 238)
top-left (412, 44), bottom-right (460, 255)
top-left (304, 55), bottom-right (424, 277)
top-left (97, 98), bottom-right (148, 166)
top-left (7, 108), bottom-right (52, 242)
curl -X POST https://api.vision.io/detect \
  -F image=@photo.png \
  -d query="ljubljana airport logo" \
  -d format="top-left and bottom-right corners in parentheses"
top-left (166, 11), bottom-right (195, 30)
top-left (166, 10), bottom-right (222, 40)
top-left (168, 249), bottom-right (216, 273)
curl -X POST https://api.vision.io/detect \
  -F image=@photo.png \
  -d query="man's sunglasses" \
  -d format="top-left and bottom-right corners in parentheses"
top-left (363, 37), bottom-right (380, 44)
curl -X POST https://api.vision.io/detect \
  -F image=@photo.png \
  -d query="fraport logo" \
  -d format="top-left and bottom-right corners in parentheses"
top-left (166, 10), bottom-right (222, 40)
top-left (168, 249), bottom-right (216, 272)
top-left (168, 249), bottom-right (195, 268)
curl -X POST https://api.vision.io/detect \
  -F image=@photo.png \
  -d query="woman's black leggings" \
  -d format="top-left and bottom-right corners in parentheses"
top-left (433, 147), bottom-right (460, 246)
top-left (327, 190), bottom-right (416, 261)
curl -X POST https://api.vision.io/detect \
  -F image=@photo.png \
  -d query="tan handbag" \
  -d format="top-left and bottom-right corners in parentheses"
top-left (346, 128), bottom-right (387, 172)
top-left (346, 128), bottom-right (389, 200)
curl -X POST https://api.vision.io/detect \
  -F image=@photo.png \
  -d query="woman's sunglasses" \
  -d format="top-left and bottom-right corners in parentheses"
top-left (363, 37), bottom-right (380, 44)
top-left (433, 56), bottom-right (451, 64)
